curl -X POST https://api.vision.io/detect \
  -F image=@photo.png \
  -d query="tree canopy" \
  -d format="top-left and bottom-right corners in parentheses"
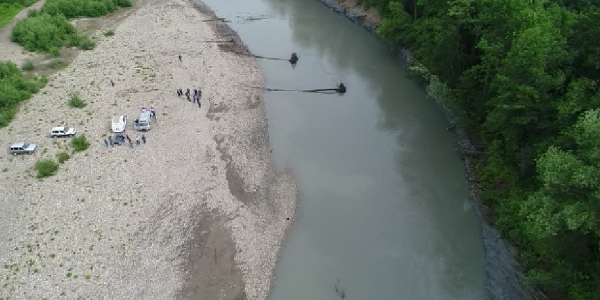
top-left (369, 0), bottom-right (600, 298)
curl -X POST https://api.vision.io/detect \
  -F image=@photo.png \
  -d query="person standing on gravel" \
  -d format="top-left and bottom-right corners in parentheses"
top-left (142, 135), bottom-right (146, 144)
top-left (178, 54), bottom-right (182, 62)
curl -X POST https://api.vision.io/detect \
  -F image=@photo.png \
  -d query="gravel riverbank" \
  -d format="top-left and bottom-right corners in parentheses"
top-left (0, 0), bottom-right (297, 299)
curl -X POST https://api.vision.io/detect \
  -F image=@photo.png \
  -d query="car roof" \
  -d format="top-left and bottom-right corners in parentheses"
top-left (51, 126), bottom-right (66, 130)
top-left (10, 142), bottom-right (25, 147)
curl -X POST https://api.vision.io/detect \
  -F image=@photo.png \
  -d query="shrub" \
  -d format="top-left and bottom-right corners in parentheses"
top-left (49, 46), bottom-right (61, 57)
top-left (68, 92), bottom-right (86, 108)
top-left (22, 60), bottom-right (35, 71)
top-left (41, 0), bottom-right (132, 18)
top-left (48, 58), bottom-right (66, 69)
top-left (78, 36), bottom-right (95, 50)
top-left (0, 62), bottom-right (46, 127)
top-left (104, 30), bottom-right (114, 37)
top-left (11, 13), bottom-right (78, 52)
top-left (11, 12), bottom-right (96, 53)
top-left (34, 159), bottom-right (59, 178)
top-left (71, 134), bottom-right (89, 152)
top-left (56, 152), bottom-right (70, 163)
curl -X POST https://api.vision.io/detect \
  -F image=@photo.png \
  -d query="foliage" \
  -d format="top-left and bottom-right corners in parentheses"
top-left (104, 30), bottom-right (114, 37)
top-left (68, 92), bottom-right (85, 108)
top-left (41, 0), bottom-right (132, 18)
top-left (0, 0), bottom-right (36, 28)
top-left (71, 134), bottom-right (89, 152)
top-left (56, 151), bottom-right (70, 163)
top-left (21, 60), bottom-right (35, 71)
top-left (370, 0), bottom-right (600, 298)
top-left (34, 159), bottom-right (59, 178)
top-left (0, 61), bottom-right (46, 127)
top-left (11, 12), bottom-right (88, 52)
top-left (47, 58), bottom-right (66, 69)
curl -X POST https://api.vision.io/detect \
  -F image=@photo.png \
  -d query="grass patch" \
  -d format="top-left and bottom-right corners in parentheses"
top-left (2, 168), bottom-right (8, 172)
top-left (71, 134), bottom-right (89, 152)
top-left (34, 159), bottom-right (59, 178)
top-left (22, 60), bottom-right (35, 71)
top-left (0, 61), bottom-right (47, 127)
top-left (104, 30), bottom-right (114, 37)
top-left (47, 58), bottom-right (66, 69)
top-left (68, 93), bottom-right (86, 108)
top-left (0, 1), bottom-right (35, 29)
top-left (56, 152), bottom-right (70, 163)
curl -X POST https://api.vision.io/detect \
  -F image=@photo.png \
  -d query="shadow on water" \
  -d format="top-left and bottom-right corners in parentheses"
top-left (199, 0), bottom-right (489, 299)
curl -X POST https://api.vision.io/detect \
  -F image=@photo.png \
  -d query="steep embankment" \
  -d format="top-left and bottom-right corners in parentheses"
top-left (0, 0), bottom-right (296, 299)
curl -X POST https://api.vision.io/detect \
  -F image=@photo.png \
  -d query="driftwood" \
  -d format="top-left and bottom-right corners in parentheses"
top-left (263, 83), bottom-right (346, 94)
top-left (202, 39), bottom-right (235, 43)
top-left (228, 50), bottom-right (299, 64)
top-left (201, 17), bottom-right (229, 22)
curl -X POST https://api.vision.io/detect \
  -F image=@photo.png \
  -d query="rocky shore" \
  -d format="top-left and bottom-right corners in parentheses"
top-left (0, 0), bottom-right (296, 299)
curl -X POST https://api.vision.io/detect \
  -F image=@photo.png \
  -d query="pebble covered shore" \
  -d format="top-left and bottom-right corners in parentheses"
top-left (0, 0), bottom-right (297, 299)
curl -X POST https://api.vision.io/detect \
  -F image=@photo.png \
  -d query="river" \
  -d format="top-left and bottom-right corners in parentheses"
top-left (199, 0), bottom-right (489, 299)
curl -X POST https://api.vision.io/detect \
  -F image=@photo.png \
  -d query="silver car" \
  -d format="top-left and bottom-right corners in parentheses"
top-left (9, 142), bottom-right (37, 155)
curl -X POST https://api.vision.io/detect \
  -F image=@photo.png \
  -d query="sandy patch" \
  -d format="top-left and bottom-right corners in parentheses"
top-left (0, 0), bottom-right (296, 299)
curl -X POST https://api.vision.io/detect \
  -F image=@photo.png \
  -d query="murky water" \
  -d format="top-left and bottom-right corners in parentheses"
top-left (200, 0), bottom-right (489, 299)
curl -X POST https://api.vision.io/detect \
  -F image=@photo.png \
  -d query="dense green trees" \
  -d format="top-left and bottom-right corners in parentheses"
top-left (10, 0), bottom-right (132, 53)
top-left (370, 0), bottom-right (600, 298)
top-left (0, 62), bottom-right (46, 126)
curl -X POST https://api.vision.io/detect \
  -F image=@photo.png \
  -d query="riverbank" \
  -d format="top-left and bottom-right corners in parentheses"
top-left (311, 1), bottom-right (533, 299)
top-left (0, 0), bottom-right (296, 299)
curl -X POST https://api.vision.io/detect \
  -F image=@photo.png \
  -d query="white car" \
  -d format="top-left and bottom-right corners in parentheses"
top-left (111, 115), bottom-right (127, 133)
top-left (50, 126), bottom-right (76, 138)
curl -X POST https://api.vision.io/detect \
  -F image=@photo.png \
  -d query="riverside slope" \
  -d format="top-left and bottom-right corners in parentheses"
top-left (311, 0), bottom-right (533, 299)
top-left (0, 0), bottom-right (296, 299)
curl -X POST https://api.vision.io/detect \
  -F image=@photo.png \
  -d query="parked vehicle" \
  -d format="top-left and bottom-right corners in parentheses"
top-left (50, 126), bottom-right (76, 138)
top-left (133, 109), bottom-right (152, 131)
top-left (111, 115), bottom-right (127, 133)
top-left (8, 142), bottom-right (37, 155)
top-left (113, 133), bottom-right (126, 145)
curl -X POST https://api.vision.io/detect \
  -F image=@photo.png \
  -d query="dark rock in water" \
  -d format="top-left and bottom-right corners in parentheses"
top-left (337, 82), bottom-right (346, 93)
top-left (289, 52), bottom-right (299, 64)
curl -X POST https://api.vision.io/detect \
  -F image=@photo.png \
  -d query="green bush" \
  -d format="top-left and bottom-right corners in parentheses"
top-left (78, 36), bottom-right (95, 50)
top-left (56, 151), bottom-right (70, 163)
top-left (22, 60), bottom-right (35, 71)
top-left (12, 13), bottom-right (76, 52)
top-left (11, 12), bottom-right (95, 53)
top-left (68, 92), bottom-right (85, 108)
top-left (71, 134), bottom-right (89, 152)
top-left (47, 58), bottom-right (66, 69)
top-left (0, 1), bottom-right (35, 28)
top-left (0, 61), bottom-right (46, 127)
top-left (104, 30), bottom-right (114, 37)
top-left (41, 0), bottom-right (132, 18)
top-left (34, 159), bottom-right (59, 178)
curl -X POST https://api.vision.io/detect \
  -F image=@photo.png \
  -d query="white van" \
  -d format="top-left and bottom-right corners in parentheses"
top-left (133, 110), bottom-right (152, 131)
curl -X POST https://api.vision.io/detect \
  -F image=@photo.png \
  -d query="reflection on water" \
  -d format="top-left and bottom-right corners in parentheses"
top-left (199, 0), bottom-right (489, 299)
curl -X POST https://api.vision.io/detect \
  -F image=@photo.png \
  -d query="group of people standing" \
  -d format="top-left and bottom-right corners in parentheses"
top-left (176, 88), bottom-right (202, 108)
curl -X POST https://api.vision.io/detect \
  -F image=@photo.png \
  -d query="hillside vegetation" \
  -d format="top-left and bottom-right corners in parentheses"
top-left (366, 0), bottom-right (600, 298)
top-left (0, 61), bottom-right (46, 127)
top-left (0, 0), bottom-right (36, 28)
top-left (11, 0), bottom-right (132, 53)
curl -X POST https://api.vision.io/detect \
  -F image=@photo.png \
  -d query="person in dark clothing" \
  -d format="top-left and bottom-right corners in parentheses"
top-left (178, 55), bottom-right (182, 62)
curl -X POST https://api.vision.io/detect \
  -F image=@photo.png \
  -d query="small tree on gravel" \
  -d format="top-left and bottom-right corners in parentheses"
top-left (34, 159), bottom-right (59, 178)
top-left (71, 134), bottom-right (90, 152)
top-left (68, 92), bottom-right (86, 108)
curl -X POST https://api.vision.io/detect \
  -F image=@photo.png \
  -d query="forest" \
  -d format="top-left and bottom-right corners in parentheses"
top-left (367, 0), bottom-right (600, 298)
